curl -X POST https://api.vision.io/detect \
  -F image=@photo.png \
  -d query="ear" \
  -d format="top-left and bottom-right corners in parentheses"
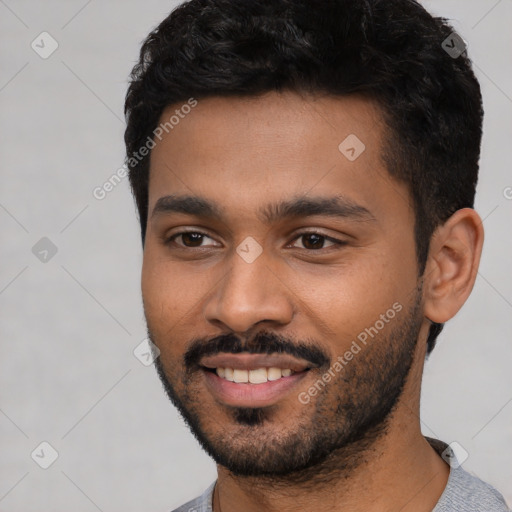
top-left (423, 208), bottom-right (484, 324)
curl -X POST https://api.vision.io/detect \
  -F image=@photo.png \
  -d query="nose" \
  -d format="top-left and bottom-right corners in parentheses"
top-left (203, 250), bottom-right (294, 334)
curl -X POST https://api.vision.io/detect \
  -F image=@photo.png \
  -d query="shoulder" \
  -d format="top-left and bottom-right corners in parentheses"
top-left (169, 481), bottom-right (216, 512)
top-left (427, 438), bottom-right (510, 512)
top-left (434, 465), bottom-right (510, 511)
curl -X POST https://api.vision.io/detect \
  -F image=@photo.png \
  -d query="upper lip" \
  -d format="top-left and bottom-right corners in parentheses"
top-left (200, 352), bottom-right (315, 372)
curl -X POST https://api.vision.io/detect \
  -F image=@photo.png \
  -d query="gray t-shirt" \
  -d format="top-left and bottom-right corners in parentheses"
top-left (171, 438), bottom-right (510, 512)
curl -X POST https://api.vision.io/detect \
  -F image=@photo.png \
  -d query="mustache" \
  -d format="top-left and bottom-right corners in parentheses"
top-left (184, 331), bottom-right (330, 370)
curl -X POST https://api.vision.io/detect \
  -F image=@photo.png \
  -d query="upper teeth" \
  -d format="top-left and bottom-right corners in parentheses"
top-left (216, 367), bottom-right (293, 384)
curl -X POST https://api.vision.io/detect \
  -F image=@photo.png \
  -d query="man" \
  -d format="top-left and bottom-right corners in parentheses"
top-left (124, 0), bottom-right (510, 510)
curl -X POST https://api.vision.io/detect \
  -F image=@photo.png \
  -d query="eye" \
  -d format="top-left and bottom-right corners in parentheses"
top-left (289, 232), bottom-right (345, 250)
top-left (166, 231), bottom-right (219, 248)
top-left (164, 230), bottom-right (345, 251)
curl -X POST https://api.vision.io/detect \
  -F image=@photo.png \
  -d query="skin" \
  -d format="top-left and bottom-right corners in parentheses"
top-left (141, 91), bottom-right (484, 512)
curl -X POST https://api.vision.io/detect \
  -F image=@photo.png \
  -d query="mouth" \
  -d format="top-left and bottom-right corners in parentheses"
top-left (199, 352), bottom-right (315, 407)
top-left (210, 366), bottom-right (299, 383)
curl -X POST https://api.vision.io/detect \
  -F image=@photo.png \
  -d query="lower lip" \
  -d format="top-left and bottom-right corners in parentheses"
top-left (202, 369), bottom-right (310, 407)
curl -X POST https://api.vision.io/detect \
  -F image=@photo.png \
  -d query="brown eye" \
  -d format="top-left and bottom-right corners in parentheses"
top-left (302, 234), bottom-right (325, 249)
top-left (166, 231), bottom-right (218, 248)
top-left (291, 233), bottom-right (339, 250)
top-left (180, 232), bottom-right (205, 247)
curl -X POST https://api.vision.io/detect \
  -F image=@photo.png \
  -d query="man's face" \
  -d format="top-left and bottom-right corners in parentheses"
top-left (142, 92), bottom-right (425, 477)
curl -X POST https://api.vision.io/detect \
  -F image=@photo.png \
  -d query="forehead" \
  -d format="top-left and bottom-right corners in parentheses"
top-left (148, 91), bottom-right (412, 225)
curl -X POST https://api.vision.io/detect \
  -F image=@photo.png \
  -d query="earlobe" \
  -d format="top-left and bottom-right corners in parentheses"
top-left (423, 208), bottom-right (484, 324)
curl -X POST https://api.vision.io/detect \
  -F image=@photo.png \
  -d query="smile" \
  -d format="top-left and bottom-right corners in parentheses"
top-left (199, 352), bottom-right (314, 407)
top-left (214, 367), bottom-right (295, 384)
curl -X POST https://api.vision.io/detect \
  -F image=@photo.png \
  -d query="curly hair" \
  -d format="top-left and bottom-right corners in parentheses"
top-left (124, 0), bottom-right (483, 354)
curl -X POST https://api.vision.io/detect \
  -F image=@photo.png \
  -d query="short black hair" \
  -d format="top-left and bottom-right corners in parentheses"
top-left (124, 0), bottom-right (483, 354)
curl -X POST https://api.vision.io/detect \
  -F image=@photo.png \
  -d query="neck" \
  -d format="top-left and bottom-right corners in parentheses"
top-left (214, 414), bottom-right (449, 512)
top-left (213, 340), bottom-right (450, 512)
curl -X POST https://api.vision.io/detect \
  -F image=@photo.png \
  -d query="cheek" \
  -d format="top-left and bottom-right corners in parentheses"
top-left (302, 246), bottom-right (416, 347)
top-left (141, 248), bottom-right (211, 350)
top-left (141, 250), bottom-right (183, 342)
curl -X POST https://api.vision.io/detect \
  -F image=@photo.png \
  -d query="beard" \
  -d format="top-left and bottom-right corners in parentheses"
top-left (149, 290), bottom-right (423, 483)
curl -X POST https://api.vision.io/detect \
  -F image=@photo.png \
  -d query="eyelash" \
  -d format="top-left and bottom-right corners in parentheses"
top-left (164, 230), bottom-right (347, 251)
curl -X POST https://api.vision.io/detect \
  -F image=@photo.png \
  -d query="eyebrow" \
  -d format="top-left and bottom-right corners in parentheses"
top-left (151, 194), bottom-right (376, 224)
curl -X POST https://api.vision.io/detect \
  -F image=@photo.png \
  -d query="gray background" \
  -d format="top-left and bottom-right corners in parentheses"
top-left (0, 1), bottom-right (511, 510)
